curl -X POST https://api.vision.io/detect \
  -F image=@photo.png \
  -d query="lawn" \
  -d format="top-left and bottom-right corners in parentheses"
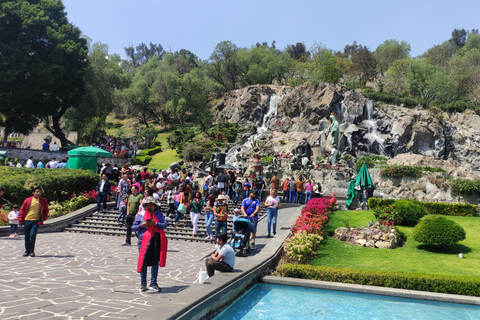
top-left (135, 132), bottom-right (181, 170)
top-left (313, 210), bottom-right (480, 278)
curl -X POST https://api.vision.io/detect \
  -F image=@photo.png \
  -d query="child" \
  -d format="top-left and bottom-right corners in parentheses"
top-left (8, 204), bottom-right (19, 237)
top-left (117, 190), bottom-right (131, 224)
top-left (190, 192), bottom-right (204, 237)
top-left (231, 208), bottom-right (241, 222)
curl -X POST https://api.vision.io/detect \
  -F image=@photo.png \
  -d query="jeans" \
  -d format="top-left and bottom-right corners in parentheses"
top-left (125, 214), bottom-right (135, 245)
top-left (10, 223), bottom-right (18, 234)
top-left (258, 190), bottom-right (263, 202)
top-left (305, 191), bottom-right (312, 204)
top-left (96, 192), bottom-right (108, 212)
top-left (289, 190), bottom-right (297, 203)
top-left (243, 190), bottom-right (249, 200)
top-left (267, 208), bottom-right (278, 236)
top-left (205, 211), bottom-right (214, 236)
top-left (166, 203), bottom-right (175, 217)
top-left (214, 220), bottom-right (228, 240)
top-left (173, 201), bottom-right (181, 222)
top-left (24, 220), bottom-right (39, 253)
top-left (283, 190), bottom-right (288, 203)
top-left (115, 192), bottom-right (120, 210)
top-left (233, 192), bottom-right (239, 204)
top-left (117, 204), bottom-right (127, 222)
top-left (296, 191), bottom-right (303, 204)
top-left (138, 242), bottom-right (158, 284)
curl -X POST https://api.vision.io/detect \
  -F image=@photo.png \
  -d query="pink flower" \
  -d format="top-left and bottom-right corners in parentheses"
top-left (260, 146), bottom-right (264, 149)
top-left (275, 121), bottom-right (280, 125)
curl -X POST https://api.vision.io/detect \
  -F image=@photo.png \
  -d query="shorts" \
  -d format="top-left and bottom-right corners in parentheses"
top-left (249, 218), bottom-right (258, 233)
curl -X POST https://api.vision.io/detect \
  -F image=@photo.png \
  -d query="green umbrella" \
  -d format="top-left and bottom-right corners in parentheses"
top-left (345, 163), bottom-right (373, 209)
top-left (66, 146), bottom-right (112, 173)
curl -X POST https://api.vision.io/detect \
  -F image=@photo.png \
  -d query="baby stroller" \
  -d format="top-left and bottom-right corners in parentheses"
top-left (228, 217), bottom-right (252, 256)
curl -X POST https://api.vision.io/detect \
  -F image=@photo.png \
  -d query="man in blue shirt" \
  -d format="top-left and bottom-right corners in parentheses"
top-left (42, 139), bottom-right (50, 150)
top-left (241, 190), bottom-right (260, 248)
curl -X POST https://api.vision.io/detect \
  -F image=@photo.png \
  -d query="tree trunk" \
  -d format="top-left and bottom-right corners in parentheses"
top-left (46, 105), bottom-right (72, 147)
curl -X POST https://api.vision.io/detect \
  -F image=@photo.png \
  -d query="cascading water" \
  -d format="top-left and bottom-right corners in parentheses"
top-left (364, 99), bottom-right (386, 155)
top-left (225, 94), bottom-right (281, 166)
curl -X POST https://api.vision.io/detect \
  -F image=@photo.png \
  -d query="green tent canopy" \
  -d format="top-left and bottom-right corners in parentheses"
top-left (345, 163), bottom-right (374, 209)
top-left (66, 146), bottom-right (112, 173)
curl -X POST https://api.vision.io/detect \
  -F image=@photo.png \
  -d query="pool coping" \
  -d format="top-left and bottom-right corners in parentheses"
top-left (261, 276), bottom-right (480, 306)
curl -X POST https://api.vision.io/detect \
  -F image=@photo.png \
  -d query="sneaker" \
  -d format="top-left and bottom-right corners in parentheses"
top-left (267, 234), bottom-right (272, 238)
top-left (29, 252), bottom-right (35, 257)
top-left (251, 242), bottom-right (255, 248)
top-left (23, 251), bottom-right (30, 257)
top-left (9, 234), bottom-right (14, 238)
top-left (14, 233), bottom-right (18, 237)
top-left (149, 283), bottom-right (161, 292)
top-left (93, 211), bottom-right (99, 215)
top-left (122, 243), bottom-right (131, 246)
top-left (273, 232), bottom-right (276, 235)
top-left (140, 283), bottom-right (147, 292)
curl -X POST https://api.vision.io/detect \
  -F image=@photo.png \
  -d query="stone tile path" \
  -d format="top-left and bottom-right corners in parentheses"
top-left (0, 233), bottom-right (214, 319)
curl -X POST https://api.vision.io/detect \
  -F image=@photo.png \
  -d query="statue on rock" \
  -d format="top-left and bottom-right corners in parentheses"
top-left (325, 112), bottom-right (340, 166)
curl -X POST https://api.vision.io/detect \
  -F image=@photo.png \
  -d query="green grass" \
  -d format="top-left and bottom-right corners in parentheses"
top-left (137, 132), bottom-right (181, 171)
top-left (313, 210), bottom-right (480, 278)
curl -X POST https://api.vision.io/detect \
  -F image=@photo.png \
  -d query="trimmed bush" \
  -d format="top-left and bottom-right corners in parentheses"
top-left (0, 167), bottom-right (99, 204)
top-left (284, 231), bottom-right (323, 264)
top-left (393, 199), bottom-right (427, 226)
top-left (147, 147), bottom-right (162, 156)
top-left (368, 198), bottom-right (477, 217)
top-left (276, 264), bottom-right (480, 297)
top-left (413, 215), bottom-right (466, 248)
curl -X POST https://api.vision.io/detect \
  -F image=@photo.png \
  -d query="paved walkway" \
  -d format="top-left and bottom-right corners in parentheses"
top-left (0, 233), bottom-right (213, 319)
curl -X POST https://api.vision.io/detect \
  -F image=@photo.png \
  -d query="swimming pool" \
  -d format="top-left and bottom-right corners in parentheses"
top-left (214, 283), bottom-right (480, 319)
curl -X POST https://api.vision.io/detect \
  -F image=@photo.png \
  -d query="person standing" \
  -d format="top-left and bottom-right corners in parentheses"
top-left (25, 156), bottom-right (35, 169)
top-left (190, 192), bottom-right (204, 237)
top-left (296, 174), bottom-right (305, 204)
top-left (123, 185), bottom-right (143, 246)
top-left (204, 194), bottom-right (215, 240)
top-left (304, 180), bottom-right (313, 204)
top-left (288, 177), bottom-right (297, 204)
top-left (265, 188), bottom-right (281, 238)
top-left (214, 195), bottom-right (229, 240)
top-left (8, 204), bottom-right (20, 237)
top-left (282, 178), bottom-right (289, 203)
top-left (131, 197), bottom-right (168, 292)
top-left (18, 186), bottom-right (49, 257)
top-left (95, 174), bottom-right (111, 214)
top-left (242, 178), bottom-right (251, 200)
top-left (241, 191), bottom-right (260, 248)
top-left (270, 172), bottom-right (280, 193)
top-left (257, 176), bottom-right (266, 202)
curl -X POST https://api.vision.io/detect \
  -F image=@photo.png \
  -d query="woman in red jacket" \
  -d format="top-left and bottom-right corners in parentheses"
top-left (18, 186), bottom-right (49, 257)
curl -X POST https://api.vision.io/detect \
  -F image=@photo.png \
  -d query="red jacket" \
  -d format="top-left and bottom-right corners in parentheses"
top-left (18, 196), bottom-right (49, 225)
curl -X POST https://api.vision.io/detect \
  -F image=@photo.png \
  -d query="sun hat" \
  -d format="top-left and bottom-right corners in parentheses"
top-left (143, 196), bottom-right (158, 206)
top-left (216, 195), bottom-right (228, 201)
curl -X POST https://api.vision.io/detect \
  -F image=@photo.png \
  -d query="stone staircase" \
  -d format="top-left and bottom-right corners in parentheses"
top-left (64, 197), bottom-right (298, 243)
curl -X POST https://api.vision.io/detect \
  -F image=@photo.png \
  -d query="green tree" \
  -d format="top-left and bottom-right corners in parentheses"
top-left (309, 50), bottom-right (351, 85)
top-left (125, 42), bottom-right (164, 68)
top-left (65, 43), bottom-right (131, 144)
top-left (374, 39), bottom-right (411, 76)
top-left (286, 42), bottom-right (310, 60)
top-left (350, 45), bottom-right (376, 87)
top-left (207, 41), bottom-right (241, 92)
top-left (0, 0), bottom-right (88, 145)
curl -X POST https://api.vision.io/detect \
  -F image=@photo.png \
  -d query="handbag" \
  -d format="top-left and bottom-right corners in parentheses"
top-left (177, 193), bottom-right (187, 214)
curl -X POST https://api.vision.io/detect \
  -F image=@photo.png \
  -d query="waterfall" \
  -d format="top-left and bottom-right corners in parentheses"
top-left (225, 94), bottom-right (281, 166)
top-left (364, 100), bottom-right (386, 155)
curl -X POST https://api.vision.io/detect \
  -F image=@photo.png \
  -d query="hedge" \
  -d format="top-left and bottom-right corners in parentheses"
top-left (0, 167), bottom-right (99, 205)
top-left (451, 179), bottom-right (480, 198)
top-left (147, 147), bottom-right (163, 156)
top-left (368, 198), bottom-right (477, 217)
top-left (276, 264), bottom-right (480, 297)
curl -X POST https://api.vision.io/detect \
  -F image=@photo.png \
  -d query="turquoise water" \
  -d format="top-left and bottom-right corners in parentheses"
top-left (214, 283), bottom-right (480, 320)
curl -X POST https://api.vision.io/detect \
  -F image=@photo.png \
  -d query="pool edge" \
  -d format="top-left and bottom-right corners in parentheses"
top-left (261, 276), bottom-right (480, 306)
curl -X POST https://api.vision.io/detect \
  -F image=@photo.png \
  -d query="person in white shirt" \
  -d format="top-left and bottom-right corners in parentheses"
top-left (52, 141), bottom-right (59, 151)
top-left (205, 233), bottom-right (235, 277)
top-left (264, 188), bottom-right (281, 238)
top-left (8, 204), bottom-right (20, 237)
top-left (25, 156), bottom-right (35, 169)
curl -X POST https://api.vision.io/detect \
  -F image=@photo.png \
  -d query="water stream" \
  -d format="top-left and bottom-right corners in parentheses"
top-left (225, 94), bottom-right (281, 166)
top-left (365, 99), bottom-right (386, 155)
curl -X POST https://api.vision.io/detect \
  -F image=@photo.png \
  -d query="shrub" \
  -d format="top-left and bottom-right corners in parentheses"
top-left (147, 147), bottom-right (162, 156)
top-left (284, 231), bottom-right (323, 264)
top-left (369, 198), bottom-right (478, 217)
top-left (276, 264), bottom-right (480, 297)
top-left (291, 196), bottom-right (336, 235)
top-left (413, 215), bottom-right (466, 248)
top-left (451, 179), bottom-right (480, 198)
top-left (393, 199), bottom-right (427, 226)
top-left (354, 155), bottom-right (388, 173)
top-left (380, 165), bottom-right (422, 178)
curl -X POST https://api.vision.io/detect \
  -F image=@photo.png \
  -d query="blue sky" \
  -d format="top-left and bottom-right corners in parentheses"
top-left (62, 0), bottom-right (480, 60)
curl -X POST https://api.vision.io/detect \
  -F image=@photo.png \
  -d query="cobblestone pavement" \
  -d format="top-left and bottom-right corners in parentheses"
top-left (0, 233), bottom-right (214, 319)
